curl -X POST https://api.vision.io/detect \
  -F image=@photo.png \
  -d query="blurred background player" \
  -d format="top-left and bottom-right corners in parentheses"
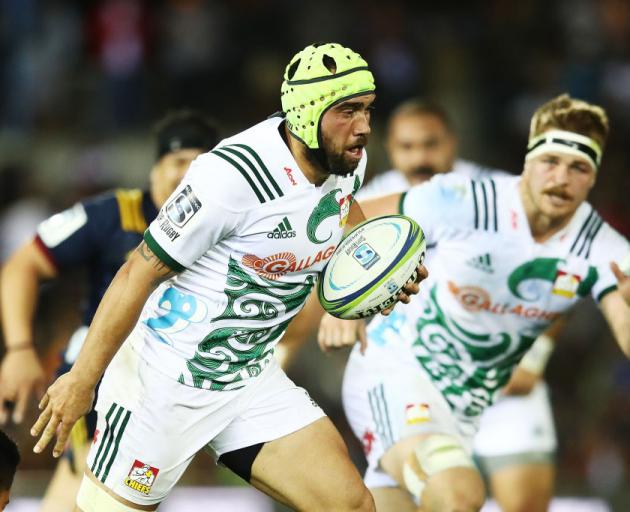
top-left (358, 99), bottom-right (501, 195)
top-left (284, 98), bottom-right (560, 510)
top-left (320, 94), bottom-right (630, 511)
top-left (0, 109), bottom-right (218, 511)
top-left (357, 99), bottom-right (559, 512)
top-left (0, 430), bottom-right (20, 511)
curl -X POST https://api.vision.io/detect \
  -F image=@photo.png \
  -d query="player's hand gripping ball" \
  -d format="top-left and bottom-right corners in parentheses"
top-left (318, 215), bottom-right (426, 319)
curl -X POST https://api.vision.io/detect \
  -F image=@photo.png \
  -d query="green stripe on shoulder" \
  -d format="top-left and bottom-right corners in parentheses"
top-left (471, 180), bottom-right (479, 229)
top-left (229, 143), bottom-right (284, 197)
top-left (596, 284), bottom-right (617, 303)
top-left (219, 146), bottom-right (275, 201)
top-left (144, 230), bottom-right (186, 272)
top-left (211, 149), bottom-right (266, 203)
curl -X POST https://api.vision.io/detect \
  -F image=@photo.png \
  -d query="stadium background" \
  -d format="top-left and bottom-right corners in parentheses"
top-left (0, 0), bottom-right (628, 510)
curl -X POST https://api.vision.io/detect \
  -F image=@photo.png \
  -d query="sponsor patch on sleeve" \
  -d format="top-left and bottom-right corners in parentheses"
top-left (165, 185), bottom-right (202, 228)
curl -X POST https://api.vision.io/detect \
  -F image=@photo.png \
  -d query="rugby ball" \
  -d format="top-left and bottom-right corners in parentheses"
top-left (318, 215), bottom-right (426, 319)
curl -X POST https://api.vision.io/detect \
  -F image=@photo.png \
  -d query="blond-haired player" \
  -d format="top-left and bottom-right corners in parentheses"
top-left (321, 94), bottom-right (630, 511)
top-left (329, 98), bottom-right (561, 512)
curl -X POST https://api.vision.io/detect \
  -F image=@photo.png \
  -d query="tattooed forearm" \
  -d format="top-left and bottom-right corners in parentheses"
top-left (137, 241), bottom-right (169, 271)
top-left (135, 241), bottom-right (178, 288)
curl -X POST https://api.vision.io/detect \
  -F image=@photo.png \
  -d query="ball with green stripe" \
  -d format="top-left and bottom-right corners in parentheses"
top-left (318, 214), bottom-right (426, 319)
top-left (281, 42), bottom-right (375, 149)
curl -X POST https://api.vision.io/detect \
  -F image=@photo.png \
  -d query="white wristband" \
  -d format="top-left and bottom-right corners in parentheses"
top-left (519, 335), bottom-right (554, 375)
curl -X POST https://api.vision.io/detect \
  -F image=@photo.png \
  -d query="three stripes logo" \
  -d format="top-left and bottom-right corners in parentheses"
top-left (466, 253), bottom-right (494, 273)
top-left (267, 217), bottom-right (296, 239)
top-left (569, 208), bottom-right (603, 259)
top-left (368, 384), bottom-right (394, 451)
top-left (210, 144), bottom-right (284, 204)
top-left (90, 403), bottom-right (131, 485)
top-left (471, 178), bottom-right (498, 232)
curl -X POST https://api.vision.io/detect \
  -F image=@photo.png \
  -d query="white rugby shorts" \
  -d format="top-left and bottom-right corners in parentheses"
top-left (342, 342), bottom-right (476, 489)
top-left (85, 335), bottom-right (325, 505)
top-left (473, 382), bottom-right (557, 464)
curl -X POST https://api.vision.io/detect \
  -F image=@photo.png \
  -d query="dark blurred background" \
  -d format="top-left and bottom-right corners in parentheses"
top-left (0, 0), bottom-right (629, 510)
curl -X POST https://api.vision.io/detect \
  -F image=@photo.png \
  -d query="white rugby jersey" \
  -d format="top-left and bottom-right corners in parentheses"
top-left (372, 173), bottom-right (628, 420)
top-left (356, 159), bottom-right (503, 200)
top-left (139, 116), bottom-right (365, 390)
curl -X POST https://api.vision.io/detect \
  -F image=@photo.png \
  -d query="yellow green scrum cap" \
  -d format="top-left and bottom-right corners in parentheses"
top-left (281, 42), bottom-right (375, 149)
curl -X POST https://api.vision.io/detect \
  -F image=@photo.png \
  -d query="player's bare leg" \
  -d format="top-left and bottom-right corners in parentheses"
top-left (250, 416), bottom-right (374, 511)
top-left (371, 487), bottom-right (416, 511)
top-left (489, 462), bottom-right (554, 512)
top-left (73, 469), bottom-right (158, 511)
top-left (40, 443), bottom-right (88, 512)
top-left (380, 434), bottom-right (485, 512)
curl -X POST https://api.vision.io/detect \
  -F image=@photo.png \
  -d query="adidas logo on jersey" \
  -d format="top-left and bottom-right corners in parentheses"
top-left (267, 217), bottom-right (296, 239)
top-left (466, 253), bottom-right (494, 273)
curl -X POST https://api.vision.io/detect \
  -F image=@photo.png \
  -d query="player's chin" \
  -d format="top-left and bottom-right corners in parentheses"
top-left (541, 199), bottom-right (576, 219)
top-left (329, 157), bottom-right (360, 176)
top-left (343, 153), bottom-right (362, 172)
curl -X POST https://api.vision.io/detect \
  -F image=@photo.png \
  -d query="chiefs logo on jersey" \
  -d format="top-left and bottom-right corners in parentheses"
top-left (551, 270), bottom-right (581, 298)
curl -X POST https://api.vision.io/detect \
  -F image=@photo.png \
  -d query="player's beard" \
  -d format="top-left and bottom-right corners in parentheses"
top-left (326, 150), bottom-right (359, 176)
top-left (320, 135), bottom-right (368, 176)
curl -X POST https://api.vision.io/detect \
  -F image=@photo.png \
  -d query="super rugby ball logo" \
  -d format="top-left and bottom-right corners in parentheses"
top-left (165, 185), bottom-right (201, 227)
top-left (352, 242), bottom-right (380, 270)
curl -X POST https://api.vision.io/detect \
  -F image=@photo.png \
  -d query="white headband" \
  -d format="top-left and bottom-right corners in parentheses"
top-left (525, 129), bottom-right (602, 170)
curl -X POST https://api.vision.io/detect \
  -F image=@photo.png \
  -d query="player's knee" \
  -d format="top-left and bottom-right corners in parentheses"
top-left (76, 474), bottom-right (153, 511)
top-left (329, 476), bottom-right (374, 512)
top-left (498, 494), bottom-right (549, 512)
top-left (347, 484), bottom-right (375, 512)
top-left (401, 434), bottom-right (477, 502)
top-left (439, 478), bottom-right (485, 512)
top-left (421, 470), bottom-right (485, 512)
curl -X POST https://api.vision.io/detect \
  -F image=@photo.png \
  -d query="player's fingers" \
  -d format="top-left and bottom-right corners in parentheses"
top-left (610, 261), bottom-right (626, 281)
top-left (52, 420), bottom-right (74, 458)
top-left (317, 324), bottom-right (332, 352)
top-left (328, 336), bottom-right (344, 349)
top-left (342, 322), bottom-right (358, 345)
top-left (38, 392), bottom-right (49, 411)
top-left (33, 412), bottom-right (59, 454)
top-left (397, 291), bottom-right (411, 304)
top-left (13, 384), bottom-right (32, 424)
top-left (402, 282), bottom-right (420, 296)
top-left (318, 315), bottom-right (337, 350)
top-left (30, 404), bottom-right (52, 438)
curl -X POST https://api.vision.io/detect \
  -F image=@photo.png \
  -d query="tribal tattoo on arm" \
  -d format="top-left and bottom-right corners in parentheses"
top-left (136, 241), bottom-right (177, 285)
